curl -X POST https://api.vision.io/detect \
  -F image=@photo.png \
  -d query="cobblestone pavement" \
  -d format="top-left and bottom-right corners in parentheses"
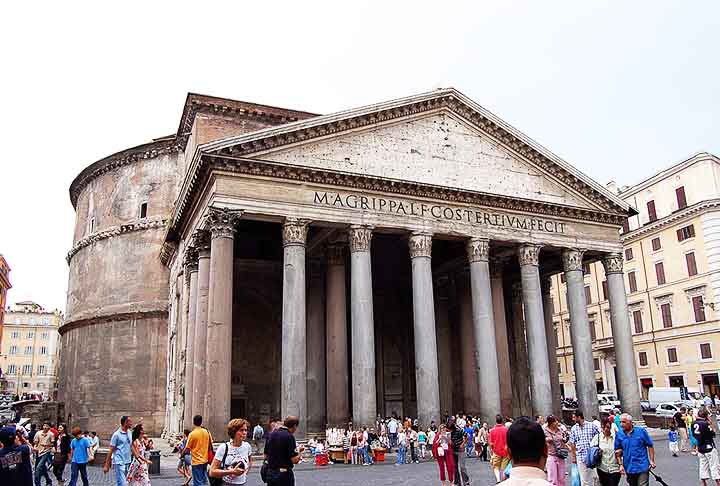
top-left (41, 438), bottom-right (699, 485)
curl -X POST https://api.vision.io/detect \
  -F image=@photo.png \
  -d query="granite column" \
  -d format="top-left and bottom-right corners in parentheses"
top-left (490, 260), bottom-right (512, 417)
top-left (191, 232), bottom-right (211, 421)
top-left (510, 282), bottom-right (531, 417)
top-left (306, 258), bottom-right (326, 434)
top-left (541, 277), bottom-right (562, 416)
top-left (326, 242), bottom-right (349, 427)
top-left (182, 250), bottom-right (199, 431)
top-left (458, 272), bottom-right (480, 414)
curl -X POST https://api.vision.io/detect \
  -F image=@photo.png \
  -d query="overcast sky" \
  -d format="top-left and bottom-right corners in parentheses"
top-left (1, 1), bottom-right (718, 312)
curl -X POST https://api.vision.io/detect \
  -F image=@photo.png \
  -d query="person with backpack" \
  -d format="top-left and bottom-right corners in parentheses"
top-left (208, 419), bottom-right (252, 486)
top-left (251, 423), bottom-right (264, 454)
top-left (569, 411), bottom-right (599, 486)
top-left (614, 414), bottom-right (655, 486)
top-left (544, 415), bottom-right (568, 486)
top-left (594, 418), bottom-right (620, 486)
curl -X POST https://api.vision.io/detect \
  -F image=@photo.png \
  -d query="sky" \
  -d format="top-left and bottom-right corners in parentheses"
top-left (1, 1), bottom-right (718, 312)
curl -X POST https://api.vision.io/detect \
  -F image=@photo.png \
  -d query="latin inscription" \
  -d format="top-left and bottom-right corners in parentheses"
top-left (313, 191), bottom-right (567, 233)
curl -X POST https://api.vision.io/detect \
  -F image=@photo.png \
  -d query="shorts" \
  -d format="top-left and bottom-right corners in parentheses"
top-left (491, 453), bottom-right (509, 470)
top-left (699, 448), bottom-right (720, 480)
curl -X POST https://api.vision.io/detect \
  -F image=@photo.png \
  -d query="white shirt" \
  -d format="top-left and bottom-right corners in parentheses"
top-left (215, 441), bottom-right (252, 484)
top-left (388, 420), bottom-right (398, 434)
top-left (502, 465), bottom-right (553, 485)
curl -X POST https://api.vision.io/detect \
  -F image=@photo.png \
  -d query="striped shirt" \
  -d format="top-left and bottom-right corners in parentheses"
top-left (569, 422), bottom-right (599, 462)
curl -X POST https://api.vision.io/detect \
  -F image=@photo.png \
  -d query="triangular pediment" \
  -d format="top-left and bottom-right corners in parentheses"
top-left (202, 88), bottom-right (631, 216)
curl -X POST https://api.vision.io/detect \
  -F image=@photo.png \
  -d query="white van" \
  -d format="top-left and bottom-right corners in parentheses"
top-left (648, 387), bottom-right (701, 408)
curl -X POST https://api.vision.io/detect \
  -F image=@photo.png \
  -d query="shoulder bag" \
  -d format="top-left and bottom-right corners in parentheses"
top-left (208, 441), bottom-right (231, 486)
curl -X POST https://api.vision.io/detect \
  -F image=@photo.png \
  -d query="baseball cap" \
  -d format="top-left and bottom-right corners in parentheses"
top-left (0, 426), bottom-right (16, 446)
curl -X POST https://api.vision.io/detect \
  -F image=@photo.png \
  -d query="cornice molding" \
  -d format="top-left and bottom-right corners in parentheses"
top-left (69, 138), bottom-right (180, 208)
top-left (622, 198), bottom-right (720, 242)
top-left (66, 218), bottom-right (168, 264)
top-left (59, 307), bottom-right (168, 336)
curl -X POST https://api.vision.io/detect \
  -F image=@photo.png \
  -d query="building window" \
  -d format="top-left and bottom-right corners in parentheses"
top-left (41, 332), bottom-right (49, 340)
top-left (647, 200), bottom-right (657, 222)
top-left (42, 318), bottom-right (49, 325)
top-left (558, 360), bottom-right (563, 374)
top-left (633, 310), bottom-right (643, 334)
top-left (11, 331), bottom-right (20, 339)
top-left (24, 346), bottom-right (33, 355)
top-left (27, 331), bottom-right (34, 338)
top-left (667, 347), bottom-right (679, 364)
top-left (700, 343), bottom-right (713, 360)
top-left (593, 357), bottom-right (600, 371)
top-left (602, 280), bottom-right (608, 301)
top-left (622, 218), bottom-right (630, 234)
top-left (9, 345), bottom-right (18, 355)
top-left (38, 365), bottom-right (47, 375)
top-left (692, 295), bottom-right (706, 322)
top-left (625, 248), bottom-right (634, 261)
top-left (22, 364), bottom-right (32, 375)
top-left (655, 262), bottom-right (666, 285)
top-left (40, 346), bottom-right (47, 356)
top-left (669, 375), bottom-right (685, 387)
top-left (139, 202), bottom-right (148, 219)
top-left (651, 237), bottom-right (662, 251)
top-left (7, 365), bottom-right (16, 375)
top-left (589, 320), bottom-right (596, 341)
top-left (686, 252), bottom-right (698, 277)
top-left (676, 186), bottom-right (687, 209)
top-left (661, 303), bottom-right (673, 328)
top-left (585, 286), bottom-right (592, 304)
top-left (628, 272), bottom-right (638, 293)
top-left (677, 224), bottom-right (695, 242)
top-left (638, 352), bottom-right (648, 367)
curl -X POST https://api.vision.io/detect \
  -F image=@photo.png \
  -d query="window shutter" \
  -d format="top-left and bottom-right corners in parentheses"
top-left (585, 286), bottom-right (592, 304)
top-left (652, 238), bottom-right (661, 251)
top-left (633, 310), bottom-right (643, 334)
top-left (686, 252), bottom-right (698, 276)
top-left (625, 248), bottom-right (633, 261)
top-left (589, 321), bottom-right (596, 341)
top-left (700, 343), bottom-right (712, 360)
top-left (628, 272), bottom-right (637, 293)
top-left (661, 303), bottom-right (673, 328)
top-left (647, 200), bottom-right (657, 222)
top-left (668, 347), bottom-right (678, 363)
top-left (602, 280), bottom-right (608, 300)
top-left (639, 352), bottom-right (648, 367)
top-left (689, 225), bottom-right (696, 238)
top-left (676, 186), bottom-right (687, 209)
top-left (655, 262), bottom-right (666, 285)
top-left (693, 296), bottom-right (706, 322)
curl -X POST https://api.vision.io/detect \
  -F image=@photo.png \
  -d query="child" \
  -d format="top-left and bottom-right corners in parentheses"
top-left (177, 429), bottom-right (191, 485)
top-left (668, 424), bottom-right (679, 457)
top-left (418, 429), bottom-right (427, 459)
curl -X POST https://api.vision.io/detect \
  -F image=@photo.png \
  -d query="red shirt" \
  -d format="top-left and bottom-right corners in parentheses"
top-left (488, 424), bottom-right (508, 457)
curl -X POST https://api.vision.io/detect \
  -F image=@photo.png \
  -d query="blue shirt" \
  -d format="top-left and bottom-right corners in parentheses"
top-left (110, 428), bottom-right (133, 465)
top-left (71, 437), bottom-right (92, 464)
top-left (614, 426), bottom-right (653, 474)
top-left (570, 422), bottom-right (600, 462)
top-left (464, 426), bottom-right (474, 441)
top-left (668, 430), bottom-right (678, 442)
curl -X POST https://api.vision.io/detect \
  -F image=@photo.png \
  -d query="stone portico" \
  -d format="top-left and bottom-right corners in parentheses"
top-left (161, 89), bottom-right (642, 439)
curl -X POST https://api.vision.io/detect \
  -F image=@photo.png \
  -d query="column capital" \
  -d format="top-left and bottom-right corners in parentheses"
top-left (348, 225), bottom-right (373, 253)
top-left (207, 207), bottom-right (243, 239)
top-left (518, 244), bottom-right (542, 266)
top-left (602, 252), bottom-right (624, 274)
top-left (409, 232), bottom-right (433, 258)
top-left (191, 230), bottom-right (211, 256)
top-left (326, 243), bottom-right (346, 265)
top-left (282, 218), bottom-right (310, 247)
top-left (466, 237), bottom-right (490, 263)
top-left (562, 248), bottom-right (586, 272)
top-left (183, 247), bottom-right (199, 273)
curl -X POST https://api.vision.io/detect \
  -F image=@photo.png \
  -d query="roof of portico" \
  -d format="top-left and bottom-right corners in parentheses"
top-left (164, 88), bottom-right (636, 258)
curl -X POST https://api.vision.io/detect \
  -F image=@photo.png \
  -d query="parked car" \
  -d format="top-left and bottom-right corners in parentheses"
top-left (598, 395), bottom-right (618, 413)
top-left (640, 400), bottom-right (655, 413)
top-left (598, 392), bottom-right (621, 409)
top-left (655, 402), bottom-right (684, 418)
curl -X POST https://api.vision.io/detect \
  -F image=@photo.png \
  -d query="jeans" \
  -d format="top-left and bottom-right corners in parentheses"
top-left (389, 432), bottom-right (398, 450)
top-left (69, 463), bottom-right (89, 486)
top-left (113, 463), bottom-right (130, 486)
top-left (597, 468), bottom-right (622, 486)
top-left (361, 446), bottom-right (372, 464)
top-left (266, 469), bottom-right (294, 486)
top-left (396, 445), bottom-right (406, 464)
top-left (454, 452), bottom-right (470, 485)
top-left (409, 443), bottom-right (417, 462)
top-left (191, 463), bottom-right (208, 486)
top-left (34, 452), bottom-right (53, 486)
top-left (626, 471), bottom-right (649, 486)
top-left (466, 441), bottom-right (474, 457)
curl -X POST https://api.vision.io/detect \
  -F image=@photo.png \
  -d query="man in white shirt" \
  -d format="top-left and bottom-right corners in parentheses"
top-left (504, 417), bottom-right (553, 485)
top-left (387, 418), bottom-right (399, 451)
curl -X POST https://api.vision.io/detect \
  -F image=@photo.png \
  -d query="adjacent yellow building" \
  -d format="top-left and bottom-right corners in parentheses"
top-left (0, 301), bottom-right (62, 398)
top-left (552, 152), bottom-right (720, 401)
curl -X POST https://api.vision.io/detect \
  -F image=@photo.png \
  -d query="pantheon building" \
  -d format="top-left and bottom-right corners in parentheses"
top-left (59, 89), bottom-right (642, 438)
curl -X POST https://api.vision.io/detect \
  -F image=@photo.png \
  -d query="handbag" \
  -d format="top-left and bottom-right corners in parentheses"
top-left (208, 441), bottom-right (230, 486)
top-left (260, 461), bottom-right (269, 483)
top-left (207, 431), bottom-right (215, 463)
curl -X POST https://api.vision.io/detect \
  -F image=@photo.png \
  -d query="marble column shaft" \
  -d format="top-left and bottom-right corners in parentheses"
top-left (510, 283), bottom-right (531, 417)
top-left (306, 259), bottom-right (326, 434)
top-left (349, 226), bottom-right (377, 428)
top-left (541, 278), bottom-right (562, 416)
top-left (467, 238), bottom-right (502, 423)
top-left (326, 243), bottom-right (350, 427)
top-left (603, 253), bottom-right (643, 420)
top-left (205, 209), bottom-right (240, 439)
top-left (518, 244), bottom-right (553, 416)
top-left (490, 262), bottom-right (512, 417)
top-left (183, 255), bottom-right (199, 431)
top-left (458, 273), bottom-right (480, 414)
top-left (281, 219), bottom-right (309, 438)
top-left (434, 286), bottom-right (454, 417)
top-left (191, 234), bottom-right (211, 421)
top-left (409, 233), bottom-right (441, 427)
top-left (563, 249), bottom-right (598, 417)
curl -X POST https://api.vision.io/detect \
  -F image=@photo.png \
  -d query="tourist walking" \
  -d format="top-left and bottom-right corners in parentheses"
top-left (418, 428), bottom-right (428, 459)
top-left (692, 409), bottom-right (720, 486)
top-left (263, 416), bottom-right (304, 486)
top-left (489, 414), bottom-right (510, 483)
top-left (388, 417), bottom-right (399, 451)
top-left (614, 414), bottom-right (655, 486)
top-left (668, 425), bottom-right (679, 457)
top-left (68, 427), bottom-right (92, 486)
top-left (103, 416), bottom-right (134, 486)
top-left (504, 417), bottom-right (553, 485)
top-left (252, 423), bottom-right (264, 454)
top-left (674, 407), bottom-right (690, 452)
top-left (209, 418), bottom-right (252, 485)
top-left (432, 424), bottom-right (455, 486)
top-left (53, 424), bottom-right (72, 484)
top-left (177, 429), bottom-right (192, 485)
top-left (594, 418), bottom-right (620, 486)
top-left (183, 415), bottom-right (213, 486)
top-left (33, 422), bottom-right (55, 486)
top-left (88, 432), bottom-right (99, 462)
top-left (543, 415), bottom-right (568, 486)
top-left (0, 425), bottom-right (33, 486)
top-left (127, 424), bottom-right (152, 486)
top-left (449, 417), bottom-right (469, 485)
top-left (409, 427), bottom-right (419, 463)
top-left (569, 411), bottom-right (599, 486)
top-left (396, 428), bottom-right (407, 465)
